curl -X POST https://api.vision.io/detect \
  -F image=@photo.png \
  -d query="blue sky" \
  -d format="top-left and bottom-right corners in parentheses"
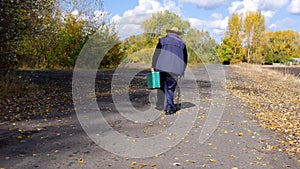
top-left (103, 0), bottom-right (300, 42)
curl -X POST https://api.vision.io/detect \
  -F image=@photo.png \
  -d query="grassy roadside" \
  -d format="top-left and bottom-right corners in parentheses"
top-left (226, 63), bottom-right (300, 158)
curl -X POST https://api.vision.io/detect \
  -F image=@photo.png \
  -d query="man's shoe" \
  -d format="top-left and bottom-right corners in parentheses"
top-left (165, 110), bottom-right (176, 115)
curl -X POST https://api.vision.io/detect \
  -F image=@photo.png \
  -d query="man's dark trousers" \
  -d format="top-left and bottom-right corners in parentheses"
top-left (157, 72), bottom-right (178, 111)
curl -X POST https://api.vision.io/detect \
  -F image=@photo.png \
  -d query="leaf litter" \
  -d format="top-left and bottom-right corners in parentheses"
top-left (227, 64), bottom-right (300, 157)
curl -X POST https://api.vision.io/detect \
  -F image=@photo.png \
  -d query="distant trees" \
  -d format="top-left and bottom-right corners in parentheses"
top-left (218, 10), bottom-right (300, 64)
top-left (185, 28), bottom-right (218, 64)
top-left (265, 30), bottom-right (300, 64)
top-left (217, 13), bottom-right (243, 64)
top-left (142, 11), bottom-right (191, 36)
top-left (3, 2), bottom-right (298, 70)
top-left (123, 11), bottom-right (218, 65)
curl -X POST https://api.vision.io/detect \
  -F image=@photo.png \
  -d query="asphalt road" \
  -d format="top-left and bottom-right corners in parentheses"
top-left (0, 65), bottom-right (299, 169)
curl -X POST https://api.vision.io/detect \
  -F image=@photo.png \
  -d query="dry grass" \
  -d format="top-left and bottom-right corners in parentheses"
top-left (0, 72), bottom-right (36, 98)
top-left (233, 63), bottom-right (300, 84)
top-left (227, 63), bottom-right (300, 157)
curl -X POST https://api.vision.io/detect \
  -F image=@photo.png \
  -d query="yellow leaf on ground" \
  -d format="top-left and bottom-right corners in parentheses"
top-left (140, 163), bottom-right (147, 167)
top-left (237, 132), bottom-right (243, 136)
top-left (210, 159), bottom-right (217, 163)
top-left (77, 158), bottom-right (84, 164)
top-left (257, 157), bottom-right (262, 161)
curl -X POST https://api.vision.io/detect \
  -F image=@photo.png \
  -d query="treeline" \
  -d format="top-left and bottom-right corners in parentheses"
top-left (218, 11), bottom-right (300, 64)
top-left (123, 11), bottom-right (219, 65)
top-left (2, 1), bottom-right (299, 71)
top-left (1, 0), bottom-right (218, 71)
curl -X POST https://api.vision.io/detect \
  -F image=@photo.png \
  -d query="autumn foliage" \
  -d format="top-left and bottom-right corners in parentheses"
top-left (218, 11), bottom-right (300, 65)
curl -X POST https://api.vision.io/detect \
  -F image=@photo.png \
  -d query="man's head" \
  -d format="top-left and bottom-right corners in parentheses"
top-left (166, 27), bottom-right (182, 35)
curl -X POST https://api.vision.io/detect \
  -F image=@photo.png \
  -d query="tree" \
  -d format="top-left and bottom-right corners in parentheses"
top-left (50, 14), bottom-right (87, 68)
top-left (74, 23), bottom-right (123, 69)
top-left (217, 37), bottom-right (234, 64)
top-left (0, 0), bottom-right (59, 70)
top-left (140, 11), bottom-right (217, 65)
top-left (228, 13), bottom-right (244, 63)
top-left (243, 10), bottom-right (266, 63)
top-left (1, 0), bottom-right (106, 69)
top-left (123, 11), bottom-right (193, 65)
top-left (265, 30), bottom-right (300, 64)
top-left (186, 28), bottom-right (218, 63)
top-left (218, 10), bottom-right (299, 65)
top-left (218, 13), bottom-right (243, 64)
top-left (142, 11), bottom-right (190, 36)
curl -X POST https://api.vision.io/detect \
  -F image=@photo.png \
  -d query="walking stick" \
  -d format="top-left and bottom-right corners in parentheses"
top-left (176, 76), bottom-right (181, 111)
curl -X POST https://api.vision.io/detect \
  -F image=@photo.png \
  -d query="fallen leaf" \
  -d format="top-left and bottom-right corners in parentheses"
top-left (140, 163), bottom-right (147, 167)
top-left (173, 163), bottom-right (181, 166)
top-left (185, 159), bottom-right (196, 163)
top-left (78, 158), bottom-right (84, 164)
top-left (256, 157), bottom-right (262, 161)
top-left (210, 159), bottom-right (217, 163)
top-left (229, 154), bottom-right (236, 158)
top-left (237, 132), bottom-right (243, 136)
top-left (201, 164), bottom-right (207, 168)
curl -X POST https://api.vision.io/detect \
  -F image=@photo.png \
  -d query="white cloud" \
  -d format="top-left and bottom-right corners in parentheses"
top-left (287, 0), bottom-right (300, 14)
top-left (112, 14), bottom-right (152, 40)
top-left (71, 10), bottom-right (79, 16)
top-left (109, 0), bottom-right (297, 42)
top-left (269, 23), bottom-right (277, 30)
top-left (122, 0), bottom-right (162, 16)
top-left (269, 17), bottom-right (298, 31)
top-left (111, 0), bottom-right (230, 41)
top-left (229, 0), bottom-right (288, 13)
top-left (110, 0), bottom-right (233, 43)
top-left (178, 0), bottom-right (228, 9)
top-left (211, 13), bottom-right (223, 20)
top-left (188, 16), bottom-right (229, 42)
top-left (228, 0), bottom-right (288, 20)
top-left (256, 0), bottom-right (288, 11)
top-left (110, 0), bottom-right (182, 39)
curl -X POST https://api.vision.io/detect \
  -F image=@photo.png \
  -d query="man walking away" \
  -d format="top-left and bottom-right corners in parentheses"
top-left (151, 27), bottom-right (188, 115)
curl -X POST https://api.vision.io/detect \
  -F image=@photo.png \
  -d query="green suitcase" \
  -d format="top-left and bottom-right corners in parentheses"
top-left (147, 72), bottom-right (160, 89)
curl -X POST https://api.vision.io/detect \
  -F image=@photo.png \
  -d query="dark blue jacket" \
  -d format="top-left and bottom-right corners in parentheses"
top-left (152, 33), bottom-right (188, 76)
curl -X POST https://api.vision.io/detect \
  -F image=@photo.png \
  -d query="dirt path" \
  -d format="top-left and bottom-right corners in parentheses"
top-left (0, 65), bottom-right (299, 169)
